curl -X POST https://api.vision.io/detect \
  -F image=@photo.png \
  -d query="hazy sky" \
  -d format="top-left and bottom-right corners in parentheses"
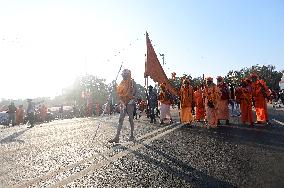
top-left (0, 0), bottom-right (283, 100)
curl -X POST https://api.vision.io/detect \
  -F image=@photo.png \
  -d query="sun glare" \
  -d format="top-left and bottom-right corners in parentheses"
top-left (0, 5), bottom-right (147, 100)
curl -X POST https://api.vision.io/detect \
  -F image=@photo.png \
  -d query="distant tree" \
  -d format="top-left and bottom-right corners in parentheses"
top-left (191, 76), bottom-right (204, 88)
top-left (251, 65), bottom-right (282, 91)
top-left (224, 64), bottom-right (282, 91)
top-left (136, 83), bottom-right (147, 100)
top-left (169, 77), bottom-right (182, 90)
top-left (62, 74), bottom-right (147, 106)
top-left (224, 69), bottom-right (247, 87)
top-left (169, 74), bottom-right (192, 90)
top-left (62, 75), bottom-right (109, 106)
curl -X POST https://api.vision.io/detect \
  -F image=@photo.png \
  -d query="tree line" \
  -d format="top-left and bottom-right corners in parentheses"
top-left (0, 64), bottom-right (282, 109)
top-left (170, 64), bottom-right (283, 92)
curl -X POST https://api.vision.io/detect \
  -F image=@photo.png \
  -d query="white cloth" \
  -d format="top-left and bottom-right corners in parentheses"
top-left (160, 103), bottom-right (171, 120)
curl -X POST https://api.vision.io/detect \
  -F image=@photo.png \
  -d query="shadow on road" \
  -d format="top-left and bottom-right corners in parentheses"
top-left (100, 140), bottom-right (235, 187)
top-left (93, 148), bottom-right (151, 187)
top-left (187, 125), bottom-right (284, 152)
top-left (0, 129), bottom-right (28, 144)
top-left (128, 144), bottom-right (236, 187)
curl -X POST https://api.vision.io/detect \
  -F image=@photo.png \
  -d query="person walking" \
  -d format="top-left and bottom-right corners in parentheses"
top-left (179, 79), bottom-right (194, 125)
top-left (108, 69), bottom-right (137, 143)
top-left (7, 102), bottom-right (17, 126)
top-left (251, 74), bottom-right (270, 124)
top-left (16, 105), bottom-right (25, 125)
top-left (147, 85), bottom-right (158, 123)
top-left (216, 76), bottom-right (230, 125)
top-left (59, 105), bottom-right (64, 119)
top-left (158, 83), bottom-right (173, 125)
top-left (204, 77), bottom-right (220, 128)
top-left (237, 79), bottom-right (254, 126)
top-left (26, 99), bottom-right (43, 127)
top-left (194, 85), bottom-right (206, 122)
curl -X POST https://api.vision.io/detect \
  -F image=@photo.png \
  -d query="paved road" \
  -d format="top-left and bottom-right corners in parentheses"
top-left (0, 106), bottom-right (283, 187)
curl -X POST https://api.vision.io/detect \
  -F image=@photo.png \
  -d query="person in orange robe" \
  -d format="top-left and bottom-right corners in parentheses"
top-left (204, 77), bottom-right (220, 128)
top-left (95, 103), bottom-right (101, 116)
top-left (138, 100), bottom-right (147, 118)
top-left (86, 94), bottom-right (94, 117)
top-left (216, 76), bottom-right (230, 125)
top-left (251, 74), bottom-right (270, 124)
top-left (39, 104), bottom-right (48, 122)
top-left (237, 79), bottom-right (254, 126)
top-left (108, 69), bottom-right (137, 143)
top-left (159, 83), bottom-right (173, 125)
top-left (179, 79), bottom-right (194, 124)
top-left (16, 105), bottom-right (25, 125)
top-left (194, 86), bottom-right (206, 122)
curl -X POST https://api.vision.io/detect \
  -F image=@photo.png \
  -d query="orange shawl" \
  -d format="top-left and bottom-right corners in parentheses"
top-left (117, 76), bottom-right (133, 104)
top-left (179, 86), bottom-right (193, 108)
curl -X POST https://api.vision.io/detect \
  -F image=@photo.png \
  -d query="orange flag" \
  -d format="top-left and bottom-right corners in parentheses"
top-left (144, 32), bottom-right (177, 95)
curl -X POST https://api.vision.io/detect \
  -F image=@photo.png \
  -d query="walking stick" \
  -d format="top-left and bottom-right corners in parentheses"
top-left (93, 62), bottom-right (123, 137)
top-left (202, 74), bottom-right (207, 124)
top-left (101, 62), bottom-right (123, 117)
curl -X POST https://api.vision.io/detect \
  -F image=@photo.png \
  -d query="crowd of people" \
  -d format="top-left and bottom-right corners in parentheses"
top-left (1, 68), bottom-right (283, 142)
top-left (108, 68), bottom-right (248, 143)
top-left (130, 73), bottom-right (283, 130)
top-left (0, 99), bottom-right (121, 127)
top-left (155, 73), bottom-right (279, 129)
top-left (2, 99), bottom-right (47, 127)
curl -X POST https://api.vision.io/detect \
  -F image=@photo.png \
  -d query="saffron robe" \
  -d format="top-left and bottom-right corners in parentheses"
top-left (204, 85), bottom-right (220, 127)
top-left (16, 108), bottom-right (24, 125)
top-left (179, 86), bottom-right (194, 123)
top-left (252, 80), bottom-right (270, 122)
top-left (239, 86), bottom-right (253, 124)
top-left (194, 89), bottom-right (205, 120)
top-left (117, 76), bottom-right (134, 105)
top-left (217, 83), bottom-right (230, 120)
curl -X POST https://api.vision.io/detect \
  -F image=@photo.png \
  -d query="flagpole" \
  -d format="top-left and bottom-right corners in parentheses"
top-left (145, 31), bottom-right (148, 95)
top-left (202, 74), bottom-right (205, 89)
top-left (147, 77), bottom-right (149, 89)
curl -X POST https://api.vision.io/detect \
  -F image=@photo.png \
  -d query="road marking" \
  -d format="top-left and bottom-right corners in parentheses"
top-left (49, 123), bottom-right (183, 188)
top-left (272, 119), bottom-right (284, 126)
top-left (11, 122), bottom-right (180, 188)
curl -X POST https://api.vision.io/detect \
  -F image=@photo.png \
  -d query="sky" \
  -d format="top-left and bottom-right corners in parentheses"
top-left (0, 0), bottom-right (283, 100)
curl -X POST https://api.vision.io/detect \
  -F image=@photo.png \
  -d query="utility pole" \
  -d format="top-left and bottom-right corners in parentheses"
top-left (159, 53), bottom-right (165, 65)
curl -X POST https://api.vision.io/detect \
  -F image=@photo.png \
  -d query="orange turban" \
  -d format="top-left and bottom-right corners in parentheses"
top-left (183, 79), bottom-right (190, 85)
top-left (216, 76), bottom-right (223, 82)
top-left (206, 77), bottom-right (213, 81)
top-left (250, 73), bottom-right (258, 79)
top-left (160, 83), bottom-right (166, 89)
